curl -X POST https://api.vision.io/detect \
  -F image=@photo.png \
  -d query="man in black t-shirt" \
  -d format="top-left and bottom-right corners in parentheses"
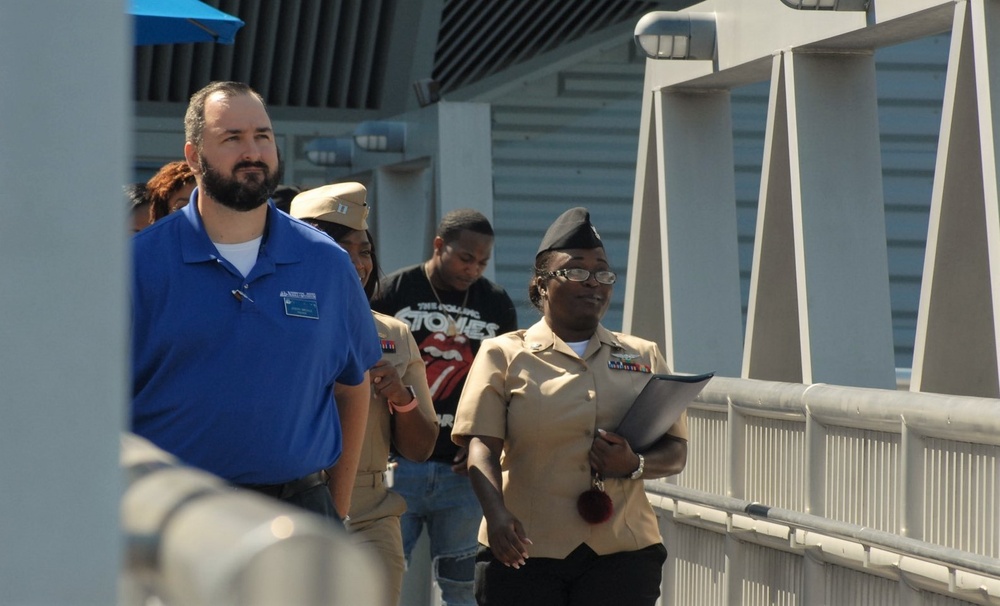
top-left (372, 209), bottom-right (517, 606)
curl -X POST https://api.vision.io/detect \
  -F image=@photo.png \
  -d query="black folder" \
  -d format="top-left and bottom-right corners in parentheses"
top-left (615, 372), bottom-right (714, 451)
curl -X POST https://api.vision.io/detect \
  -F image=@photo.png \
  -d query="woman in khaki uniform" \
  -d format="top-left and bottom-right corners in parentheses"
top-left (291, 183), bottom-right (439, 606)
top-left (453, 207), bottom-right (688, 606)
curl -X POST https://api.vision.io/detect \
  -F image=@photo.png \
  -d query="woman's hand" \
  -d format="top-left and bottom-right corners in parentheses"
top-left (467, 436), bottom-right (533, 568)
top-left (370, 359), bottom-right (410, 405)
top-left (485, 508), bottom-right (532, 569)
top-left (589, 429), bottom-right (641, 478)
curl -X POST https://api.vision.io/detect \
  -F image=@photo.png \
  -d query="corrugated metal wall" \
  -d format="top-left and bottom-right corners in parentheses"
top-left (490, 42), bottom-right (646, 330)
top-left (488, 33), bottom-right (950, 370)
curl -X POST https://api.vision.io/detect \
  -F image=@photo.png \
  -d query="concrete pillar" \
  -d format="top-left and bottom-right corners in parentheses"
top-left (0, 1), bottom-right (128, 603)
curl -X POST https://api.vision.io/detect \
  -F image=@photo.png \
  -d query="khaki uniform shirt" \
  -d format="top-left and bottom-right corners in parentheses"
top-left (452, 320), bottom-right (689, 559)
top-left (347, 312), bottom-right (436, 527)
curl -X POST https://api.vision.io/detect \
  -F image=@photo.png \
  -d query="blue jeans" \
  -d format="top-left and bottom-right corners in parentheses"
top-left (395, 458), bottom-right (480, 606)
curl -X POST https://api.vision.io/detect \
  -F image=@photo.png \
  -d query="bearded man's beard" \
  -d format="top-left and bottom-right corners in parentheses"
top-left (198, 152), bottom-right (284, 212)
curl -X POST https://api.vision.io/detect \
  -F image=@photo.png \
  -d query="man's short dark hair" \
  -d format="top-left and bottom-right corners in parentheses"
top-left (437, 209), bottom-right (494, 243)
top-left (184, 81), bottom-right (265, 151)
top-left (125, 183), bottom-right (148, 211)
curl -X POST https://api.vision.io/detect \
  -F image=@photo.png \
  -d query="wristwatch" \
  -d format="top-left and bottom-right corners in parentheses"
top-left (629, 453), bottom-right (645, 480)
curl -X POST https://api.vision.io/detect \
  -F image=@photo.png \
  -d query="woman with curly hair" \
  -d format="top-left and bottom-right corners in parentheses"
top-left (146, 160), bottom-right (196, 223)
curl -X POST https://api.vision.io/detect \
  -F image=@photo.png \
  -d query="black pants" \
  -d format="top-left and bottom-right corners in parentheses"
top-left (474, 542), bottom-right (667, 606)
top-left (282, 483), bottom-right (340, 524)
top-left (239, 475), bottom-right (343, 527)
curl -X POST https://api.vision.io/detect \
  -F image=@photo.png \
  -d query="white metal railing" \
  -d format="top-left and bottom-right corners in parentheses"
top-left (649, 376), bottom-right (1000, 605)
top-left (120, 434), bottom-right (384, 606)
top-left (123, 375), bottom-right (1000, 604)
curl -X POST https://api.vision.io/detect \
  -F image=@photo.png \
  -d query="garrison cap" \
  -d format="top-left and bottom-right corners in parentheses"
top-left (536, 207), bottom-right (604, 257)
top-left (289, 182), bottom-right (369, 230)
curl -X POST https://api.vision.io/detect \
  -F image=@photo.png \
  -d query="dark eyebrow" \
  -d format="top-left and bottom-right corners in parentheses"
top-left (220, 126), bottom-right (273, 135)
top-left (567, 254), bottom-right (609, 263)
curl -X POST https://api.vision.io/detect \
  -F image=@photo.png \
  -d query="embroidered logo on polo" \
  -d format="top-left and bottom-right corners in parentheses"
top-left (280, 291), bottom-right (319, 319)
top-left (609, 360), bottom-right (651, 373)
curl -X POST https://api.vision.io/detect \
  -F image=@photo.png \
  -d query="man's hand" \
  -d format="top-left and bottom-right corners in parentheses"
top-left (452, 444), bottom-right (470, 475)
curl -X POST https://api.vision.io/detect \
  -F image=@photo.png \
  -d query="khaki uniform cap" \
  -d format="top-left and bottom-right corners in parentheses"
top-left (290, 182), bottom-right (369, 230)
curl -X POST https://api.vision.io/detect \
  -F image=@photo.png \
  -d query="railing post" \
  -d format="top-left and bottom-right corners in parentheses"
top-left (900, 423), bottom-right (926, 541)
top-left (805, 411), bottom-right (827, 517)
top-left (728, 407), bottom-right (746, 499)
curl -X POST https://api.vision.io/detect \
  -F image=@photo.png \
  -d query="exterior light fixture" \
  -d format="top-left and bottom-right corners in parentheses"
top-left (413, 78), bottom-right (441, 108)
top-left (353, 121), bottom-right (406, 153)
top-left (777, 0), bottom-right (868, 9)
top-left (305, 137), bottom-right (354, 167)
top-left (634, 12), bottom-right (716, 60)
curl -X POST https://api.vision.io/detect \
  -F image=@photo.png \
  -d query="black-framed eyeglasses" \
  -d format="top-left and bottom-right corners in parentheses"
top-left (542, 268), bottom-right (617, 285)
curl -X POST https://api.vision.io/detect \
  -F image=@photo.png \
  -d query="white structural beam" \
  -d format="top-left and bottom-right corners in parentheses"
top-left (743, 55), bottom-right (803, 383)
top-left (0, 1), bottom-right (127, 603)
top-left (745, 50), bottom-right (896, 387)
top-left (874, 0), bottom-right (954, 24)
top-left (623, 69), bottom-right (668, 352)
top-left (624, 59), bottom-right (744, 376)
top-left (782, 50), bottom-right (895, 387)
top-left (912, 0), bottom-right (1000, 397)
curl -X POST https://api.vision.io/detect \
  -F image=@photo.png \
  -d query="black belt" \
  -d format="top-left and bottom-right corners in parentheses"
top-left (237, 470), bottom-right (329, 500)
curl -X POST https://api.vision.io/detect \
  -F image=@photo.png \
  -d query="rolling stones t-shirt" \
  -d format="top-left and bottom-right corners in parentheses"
top-left (372, 264), bottom-right (518, 463)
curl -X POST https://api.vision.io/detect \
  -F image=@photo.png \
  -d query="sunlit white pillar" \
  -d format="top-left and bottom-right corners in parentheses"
top-left (0, 1), bottom-right (128, 603)
top-left (624, 59), bottom-right (743, 377)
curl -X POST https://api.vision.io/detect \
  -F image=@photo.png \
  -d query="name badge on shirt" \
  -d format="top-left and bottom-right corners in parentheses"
top-left (281, 291), bottom-right (319, 319)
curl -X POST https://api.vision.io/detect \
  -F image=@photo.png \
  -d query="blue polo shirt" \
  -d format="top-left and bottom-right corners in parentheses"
top-left (131, 198), bottom-right (381, 484)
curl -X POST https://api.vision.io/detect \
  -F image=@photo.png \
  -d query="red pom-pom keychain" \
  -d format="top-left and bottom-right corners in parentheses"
top-left (577, 472), bottom-right (614, 524)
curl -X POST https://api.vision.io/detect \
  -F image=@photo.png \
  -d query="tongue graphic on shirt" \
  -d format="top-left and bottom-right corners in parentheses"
top-left (420, 332), bottom-right (474, 400)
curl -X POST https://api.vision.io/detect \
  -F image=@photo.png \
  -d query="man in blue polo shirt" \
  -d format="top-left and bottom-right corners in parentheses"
top-left (131, 81), bottom-right (381, 519)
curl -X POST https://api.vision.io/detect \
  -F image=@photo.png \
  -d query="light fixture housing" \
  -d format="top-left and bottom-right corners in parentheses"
top-left (778, 0), bottom-right (868, 9)
top-left (634, 12), bottom-right (716, 60)
top-left (353, 121), bottom-right (406, 153)
top-left (305, 137), bottom-right (354, 167)
top-left (413, 78), bottom-right (441, 108)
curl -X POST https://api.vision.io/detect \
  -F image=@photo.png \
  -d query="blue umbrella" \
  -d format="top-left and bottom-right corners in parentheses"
top-left (130, 0), bottom-right (244, 46)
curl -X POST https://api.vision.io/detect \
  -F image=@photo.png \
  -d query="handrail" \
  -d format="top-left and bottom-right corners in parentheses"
top-left (120, 434), bottom-right (384, 606)
top-left (698, 376), bottom-right (1000, 444)
top-left (646, 482), bottom-right (1000, 580)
